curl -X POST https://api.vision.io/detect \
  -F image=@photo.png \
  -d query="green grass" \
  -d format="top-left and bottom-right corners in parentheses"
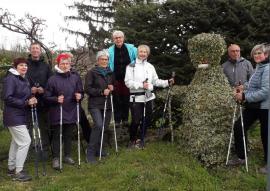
top-left (0, 128), bottom-right (266, 191)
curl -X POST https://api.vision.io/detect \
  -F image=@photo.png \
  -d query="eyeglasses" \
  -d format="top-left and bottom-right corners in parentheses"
top-left (253, 51), bottom-right (263, 56)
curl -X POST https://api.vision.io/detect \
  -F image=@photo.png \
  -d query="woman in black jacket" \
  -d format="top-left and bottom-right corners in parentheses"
top-left (85, 50), bottom-right (114, 163)
top-left (3, 57), bottom-right (37, 181)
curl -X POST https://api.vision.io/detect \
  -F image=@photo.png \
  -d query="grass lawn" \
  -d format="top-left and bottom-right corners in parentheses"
top-left (0, 128), bottom-right (267, 191)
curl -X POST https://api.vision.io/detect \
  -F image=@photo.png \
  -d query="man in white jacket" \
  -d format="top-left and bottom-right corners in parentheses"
top-left (125, 45), bottom-right (174, 148)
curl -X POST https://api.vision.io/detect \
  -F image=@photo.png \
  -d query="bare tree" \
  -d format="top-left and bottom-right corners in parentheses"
top-left (0, 8), bottom-right (55, 66)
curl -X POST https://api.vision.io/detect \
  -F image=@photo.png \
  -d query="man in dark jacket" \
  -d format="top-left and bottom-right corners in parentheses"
top-left (26, 42), bottom-right (53, 158)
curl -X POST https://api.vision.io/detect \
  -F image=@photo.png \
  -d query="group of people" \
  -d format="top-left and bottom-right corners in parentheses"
top-left (3, 30), bottom-right (269, 181)
top-left (222, 43), bottom-right (270, 174)
top-left (2, 30), bottom-right (174, 181)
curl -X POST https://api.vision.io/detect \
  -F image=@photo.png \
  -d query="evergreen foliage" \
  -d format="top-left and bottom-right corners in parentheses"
top-left (114, 0), bottom-right (270, 84)
top-left (64, 0), bottom-right (115, 51)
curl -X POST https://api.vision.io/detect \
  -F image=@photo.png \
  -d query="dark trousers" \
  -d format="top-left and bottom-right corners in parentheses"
top-left (113, 95), bottom-right (130, 123)
top-left (87, 108), bottom-right (112, 155)
top-left (234, 108), bottom-right (268, 161)
top-left (51, 123), bottom-right (75, 158)
top-left (129, 101), bottom-right (153, 142)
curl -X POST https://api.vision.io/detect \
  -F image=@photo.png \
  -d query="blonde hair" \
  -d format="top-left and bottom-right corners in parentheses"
top-left (138, 44), bottom-right (150, 56)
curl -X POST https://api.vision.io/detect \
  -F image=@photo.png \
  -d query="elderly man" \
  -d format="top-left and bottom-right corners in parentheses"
top-left (222, 44), bottom-right (254, 87)
top-left (108, 30), bottom-right (137, 127)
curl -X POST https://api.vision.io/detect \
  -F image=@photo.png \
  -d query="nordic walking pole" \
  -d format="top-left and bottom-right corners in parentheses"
top-left (110, 93), bottom-right (118, 153)
top-left (99, 96), bottom-right (108, 161)
top-left (33, 106), bottom-right (46, 176)
top-left (31, 105), bottom-right (39, 177)
top-left (59, 93), bottom-right (64, 172)
top-left (141, 78), bottom-right (149, 149)
top-left (226, 103), bottom-right (238, 165)
top-left (240, 105), bottom-right (248, 172)
top-left (158, 71), bottom-right (175, 137)
top-left (76, 100), bottom-right (81, 168)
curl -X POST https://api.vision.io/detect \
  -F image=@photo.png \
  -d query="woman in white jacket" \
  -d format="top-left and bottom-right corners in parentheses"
top-left (125, 45), bottom-right (174, 149)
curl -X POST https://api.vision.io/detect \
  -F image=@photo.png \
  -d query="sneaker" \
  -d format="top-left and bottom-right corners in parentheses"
top-left (64, 157), bottom-right (75, 165)
top-left (13, 170), bottom-right (32, 182)
top-left (7, 169), bottom-right (15, 177)
top-left (227, 158), bottom-right (245, 166)
top-left (52, 158), bottom-right (60, 170)
top-left (259, 165), bottom-right (267, 174)
top-left (135, 139), bottom-right (144, 149)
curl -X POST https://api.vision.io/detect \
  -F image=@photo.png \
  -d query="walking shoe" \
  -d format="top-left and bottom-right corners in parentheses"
top-left (13, 170), bottom-right (32, 182)
top-left (135, 139), bottom-right (144, 149)
top-left (52, 158), bottom-right (60, 170)
top-left (259, 165), bottom-right (267, 174)
top-left (227, 158), bottom-right (245, 166)
top-left (64, 157), bottom-right (75, 165)
top-left (7, 169), bottom-right (15, 177)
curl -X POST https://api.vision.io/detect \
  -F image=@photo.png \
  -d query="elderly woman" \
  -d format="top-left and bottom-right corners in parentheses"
top-left (229, 44), bottom-right (269, 173)
top-left (44, 53), bottom-right (83, 170)
top-left (85, 50), bottom-right (114, 164)
top-left (125, 45), bottom-right (174, 149)
top-left (108, 30), bottom-right (137, 128)
top-left (3, 57), bottom-right (37, 181)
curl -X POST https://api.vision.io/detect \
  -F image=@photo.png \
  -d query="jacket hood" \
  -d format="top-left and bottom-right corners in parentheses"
top-left (8, 68), bottom-right (20, 76)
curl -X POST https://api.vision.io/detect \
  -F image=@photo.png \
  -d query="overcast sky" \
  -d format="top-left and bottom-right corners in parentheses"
top-left (0, 0), bottom-right (87, 50)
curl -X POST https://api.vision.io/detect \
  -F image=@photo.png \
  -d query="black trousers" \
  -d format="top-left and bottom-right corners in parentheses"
top-left (87, 108), bottom-right (112, 155)
top-left (51, 123), bottom-right (75, 158)
top-left (129, 101), bottom-right (153, 142)
top-left (113, 95), bottom-right (130, 123)
top-left (234, 108), bottom-right (268, 161)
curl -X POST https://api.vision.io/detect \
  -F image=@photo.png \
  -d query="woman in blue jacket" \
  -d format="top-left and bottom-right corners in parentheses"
top-left (3, 57), bottom-right (37, 181)
top-left (44, 53), bottom-right (83, 170)
top-left (229, 44), bottom-right (269, 173)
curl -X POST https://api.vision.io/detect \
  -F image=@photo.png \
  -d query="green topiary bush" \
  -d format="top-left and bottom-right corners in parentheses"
top-left (176, 33), bottom-right (234, 167)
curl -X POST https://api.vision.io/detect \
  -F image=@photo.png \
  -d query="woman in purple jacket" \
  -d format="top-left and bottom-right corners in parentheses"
top-left (44, 53), bottom-right (83, 170)
top-left (2, 57), bottom-right (37, 181)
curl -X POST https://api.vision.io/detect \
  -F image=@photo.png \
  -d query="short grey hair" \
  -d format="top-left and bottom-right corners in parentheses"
top-left (96, 49), bottom-right (109, 61)
top-left (250, 44), bottom-right (269, 58)
top-left (112, 30), bottom-right (125, 39)
top-left (138, 44), bottom-right (151, 56)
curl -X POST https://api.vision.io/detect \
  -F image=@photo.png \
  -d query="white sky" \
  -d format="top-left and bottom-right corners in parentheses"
top-left (0, 0), bottom-right (87, 50)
